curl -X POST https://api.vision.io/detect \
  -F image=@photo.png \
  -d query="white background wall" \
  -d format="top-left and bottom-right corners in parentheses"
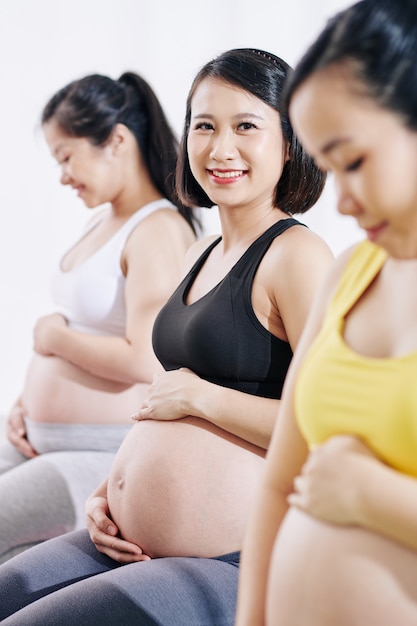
top-left (0, 0), bottom-right (360, 416)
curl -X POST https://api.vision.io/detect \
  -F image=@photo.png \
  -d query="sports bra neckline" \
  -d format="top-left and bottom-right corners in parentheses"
top-left (184, 217), bottom-right (299, 308)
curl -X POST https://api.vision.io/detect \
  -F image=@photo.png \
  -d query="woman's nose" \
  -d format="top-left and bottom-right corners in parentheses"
top-left (60, 169), bottom-right (71, 186)
top-left (336, 190), bottom-right (362, 217)
top-left (209, 130), bottom-right (237, 161)
top-left (333, 177), bottom-right (361, 217)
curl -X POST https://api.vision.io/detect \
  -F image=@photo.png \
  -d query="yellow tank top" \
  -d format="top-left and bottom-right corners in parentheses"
top-left (295, 240), bottom-right (417, 477)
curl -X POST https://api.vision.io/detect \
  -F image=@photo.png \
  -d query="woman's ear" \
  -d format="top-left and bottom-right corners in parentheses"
top-left (284, 140), bottom-right (290, 163)
top-left (108, 123), bottom-right (130, 155)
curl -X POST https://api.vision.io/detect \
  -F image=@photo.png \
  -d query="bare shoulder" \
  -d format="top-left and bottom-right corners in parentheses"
top-left (274, 222), bottom-right (332, 254)
top-left (122, 209), bottom-right (196, 263)
top-left (303, 243), bottom-right (364, 324)
top-left (301, 241), bottom-right (362, 308)
top-left (134, 207), bottom-right (196, 243)
top-left (328, 243), bottom-right (363, 285)
top-left (122, 208), bottom-right (197, 273)
top-left (267, 225), bottom-right (362, 292)
top-left (264, 223), bottom-right (334, 276)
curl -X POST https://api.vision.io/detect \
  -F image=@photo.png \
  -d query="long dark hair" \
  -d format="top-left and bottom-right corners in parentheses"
top-left (42, 72), bottom-right (198, 233)
top-left (283, 0), bottom-right (417, 132)
top-left (176, 48), bottom-right (326, 215)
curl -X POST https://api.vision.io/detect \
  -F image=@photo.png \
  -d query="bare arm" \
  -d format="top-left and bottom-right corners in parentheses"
top-left (33, 210), bottom-right (195, 385)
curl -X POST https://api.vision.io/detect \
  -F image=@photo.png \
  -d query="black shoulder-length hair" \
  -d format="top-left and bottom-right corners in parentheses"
top-left (176, 48), bottom-right (326, 215)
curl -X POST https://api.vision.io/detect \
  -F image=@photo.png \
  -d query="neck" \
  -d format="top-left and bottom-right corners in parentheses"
top-left (111, 170), bottom-right (164, 218)
top-left (217, 203), bottom-right (289, 251)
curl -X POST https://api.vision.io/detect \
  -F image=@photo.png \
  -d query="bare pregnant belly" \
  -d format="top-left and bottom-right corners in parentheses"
top-left (22, 353), bottom-right (147, 424)
top-left (107, 417), bottom-right (265, 558)
top-left (267, 507), bottom-right (417, 625)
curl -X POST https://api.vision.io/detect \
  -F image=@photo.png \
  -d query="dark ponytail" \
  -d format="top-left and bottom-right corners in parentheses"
top-left (42, 72), bottom-right (198, 233)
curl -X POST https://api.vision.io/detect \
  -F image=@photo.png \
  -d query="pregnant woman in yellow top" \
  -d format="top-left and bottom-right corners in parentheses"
top-left (236, 1), bottom-right (417, 625)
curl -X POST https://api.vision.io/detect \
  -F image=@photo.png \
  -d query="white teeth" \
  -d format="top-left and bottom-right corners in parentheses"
top-left (212, 170), bottom-right (243, 178)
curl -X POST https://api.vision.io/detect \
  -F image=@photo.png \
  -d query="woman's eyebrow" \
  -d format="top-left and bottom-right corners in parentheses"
top-left (320, 136), bottom-right (350, 155)
top-left (191, 112), bottom-right (265, 120)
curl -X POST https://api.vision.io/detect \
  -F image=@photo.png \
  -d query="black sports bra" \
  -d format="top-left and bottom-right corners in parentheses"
top-left (152, 219), bottom-right (302, 399)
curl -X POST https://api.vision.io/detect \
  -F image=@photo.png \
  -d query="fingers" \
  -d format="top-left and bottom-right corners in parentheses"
top-left (293, 475), bottom-right (304, 493)
top-left (7, 412), bottom-right (38, 458)
top-left (131, 406), bottom-right (150, 421)
top-left (87, 512), bottom-right (118, 538)
top-left (94, 535), bottom-right (151, 564)
top-left (8, 404), bottom-right (25, 431)
top-left (86, 509), bottom-right (150, 564)
top-left (14, 438), bottom-right (38, 458)
top-left (287, 474), bottom-right (306, 507)
top-left (85, 496), bottom-right (116, 534)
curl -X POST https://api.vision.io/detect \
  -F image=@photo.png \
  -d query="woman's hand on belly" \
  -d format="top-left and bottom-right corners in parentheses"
top-left (33, 312), bottom-right (67, 356)
top-left (6, 397), bottom-right (38, 458)
top-left (132, 368), bottom-right (199, 422)
top-left (288, 435), bottom-right (378, 525)
top-left (85, 479), bottom-right (151, 564)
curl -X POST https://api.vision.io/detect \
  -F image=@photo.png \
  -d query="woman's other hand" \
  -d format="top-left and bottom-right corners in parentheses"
top-left (85, 482), bottom-right (150, 564)
top-left (6, 398), bottom-right (38, 458)
top-left (33, 313), bottom-right (67, 356)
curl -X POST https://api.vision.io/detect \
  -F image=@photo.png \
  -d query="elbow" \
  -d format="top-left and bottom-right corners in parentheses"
top-left (121, 365), bottom-right (148, 386)
top-left (125, 355), bottom-right (159, 385)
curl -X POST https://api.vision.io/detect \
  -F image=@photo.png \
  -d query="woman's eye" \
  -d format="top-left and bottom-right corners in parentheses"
top-left (345, 158), bottom-right (363, 172)
top-left (238, 122), bottom-right (256, 130)
top-left (195, 122), bottom-right (214, 131)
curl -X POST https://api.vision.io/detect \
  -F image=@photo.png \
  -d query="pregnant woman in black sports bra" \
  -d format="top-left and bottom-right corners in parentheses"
top-left (0, 48), bottom-right (333, 626)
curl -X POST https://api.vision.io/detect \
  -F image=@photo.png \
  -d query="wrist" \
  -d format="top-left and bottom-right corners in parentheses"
top-left (194, 378), bottom-right (222, 425)
top-left (184, 374), bottom-right (210, 419)
top-left (181, 375), bottom-right (199, 416)
top-left (50, 324), bottom-right (68, 358)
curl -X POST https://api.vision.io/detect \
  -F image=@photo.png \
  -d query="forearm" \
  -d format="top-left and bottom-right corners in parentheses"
top-left (186, 378), bottom-right (279, 448)
top-left (48, 326), bottom-right (158, 384)
top-left (236, 483), bottom-right (289, 626)
top-left (356, 458), bottom-right (417, 551)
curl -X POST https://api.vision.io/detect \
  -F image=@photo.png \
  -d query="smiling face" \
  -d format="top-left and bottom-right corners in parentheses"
top-left (43, 118), bottom-right (124, 209)
top-left (187, 77), bottom-right (288, 212)
top-left (289, 65), bottom-right (417, 258)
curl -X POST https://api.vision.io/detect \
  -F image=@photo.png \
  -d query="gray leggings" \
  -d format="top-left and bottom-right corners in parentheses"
top-left (0, 420), bottom-right (131, 563)
top-left (0, 529), bottom-right (240, 625)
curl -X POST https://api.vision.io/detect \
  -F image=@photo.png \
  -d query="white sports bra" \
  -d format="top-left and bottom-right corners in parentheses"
top-left (51, 199), bottom-right (176, 336)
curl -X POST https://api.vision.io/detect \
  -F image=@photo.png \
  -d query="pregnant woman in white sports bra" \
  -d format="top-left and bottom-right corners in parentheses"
top-left (0, 71), bottom-right (196, 563)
